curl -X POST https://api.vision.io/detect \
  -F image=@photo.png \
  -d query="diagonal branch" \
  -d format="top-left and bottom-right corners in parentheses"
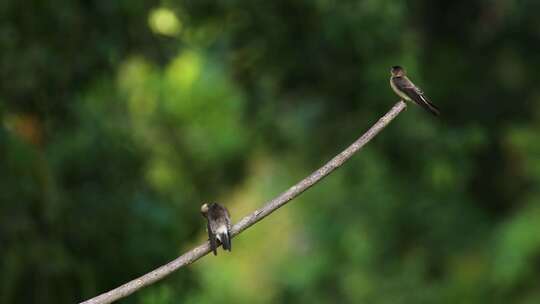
top-left (80, 100), bottom-right (407, 304)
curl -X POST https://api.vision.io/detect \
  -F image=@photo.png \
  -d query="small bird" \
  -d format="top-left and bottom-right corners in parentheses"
top-left (390, 66), bottom-right (440, 116)
top-left (201, 202), bottom-right (232, 255)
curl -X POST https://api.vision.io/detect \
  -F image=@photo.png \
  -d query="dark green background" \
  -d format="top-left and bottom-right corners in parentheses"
top-left (2, 1), bottom-right (540, 303)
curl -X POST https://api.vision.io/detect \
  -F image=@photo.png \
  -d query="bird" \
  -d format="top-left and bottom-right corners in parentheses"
top-left (201, 202), bottom-right (232, 255)
top-left (390, 66), bottom-right (440, 116)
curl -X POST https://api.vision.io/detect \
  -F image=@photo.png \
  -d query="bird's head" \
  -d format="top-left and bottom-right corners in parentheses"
top-left (391, 66), bottom-right (405, 77)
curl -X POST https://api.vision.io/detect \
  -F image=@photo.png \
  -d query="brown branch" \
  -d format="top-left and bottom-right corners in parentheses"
top-left (79, 100), bottom-right (407, 304)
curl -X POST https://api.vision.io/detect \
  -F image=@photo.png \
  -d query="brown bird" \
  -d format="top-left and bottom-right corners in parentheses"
top-left (201, 202), bottom-right (232, 255)
top-left (390, 66), bottom-right (440, 116)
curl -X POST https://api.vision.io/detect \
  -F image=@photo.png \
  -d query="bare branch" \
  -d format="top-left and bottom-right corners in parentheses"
top-left (80, 100), bottom-right (407, 304)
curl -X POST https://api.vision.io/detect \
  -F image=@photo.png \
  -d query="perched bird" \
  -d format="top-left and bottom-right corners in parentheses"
top-left (390, 66), bottom-right (440, 116)
top-left (201, 202), bottom-right (232, 255)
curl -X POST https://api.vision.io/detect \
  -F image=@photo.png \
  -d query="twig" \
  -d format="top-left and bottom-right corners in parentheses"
top-left (79, 100), bottom-right (407, 304)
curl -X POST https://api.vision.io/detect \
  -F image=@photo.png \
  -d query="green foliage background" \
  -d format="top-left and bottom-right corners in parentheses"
top-left (1, 1), bottom-right (540, 303)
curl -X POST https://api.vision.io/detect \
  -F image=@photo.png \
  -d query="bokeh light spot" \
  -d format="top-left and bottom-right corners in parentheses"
top-left (148, 8), bottom-right (182, 36)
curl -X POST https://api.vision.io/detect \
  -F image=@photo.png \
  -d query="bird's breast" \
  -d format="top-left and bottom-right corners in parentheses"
top-left (390, 78), bottom-right (411, 101)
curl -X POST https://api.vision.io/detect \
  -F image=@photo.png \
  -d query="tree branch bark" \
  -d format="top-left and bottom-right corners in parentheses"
top-left (80, 100), bottom-right (407, 304)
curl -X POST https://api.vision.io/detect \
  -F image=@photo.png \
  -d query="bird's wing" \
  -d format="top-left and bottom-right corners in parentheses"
top-left (207, 222), bottom-right (217, 255)
top-left (225, 208), bottom-right (232, 231)
top-left (225, 209), bottom-right (232, 251)
top-left (393, 76), bottom-right (440, 116)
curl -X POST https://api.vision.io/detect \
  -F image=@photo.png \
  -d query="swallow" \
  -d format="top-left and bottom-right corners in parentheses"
top-left (390, 66), bottom-right (440, 116)
top-left (201, 202), bottom-right (232, 255)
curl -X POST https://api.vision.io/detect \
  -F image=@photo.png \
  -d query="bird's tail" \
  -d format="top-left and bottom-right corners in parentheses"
top-left (423, 99), bottom-right (440, 116)
top-left (413, 93), bottom-right (440, 116)
top-left (220, 232), bottom-right (231, 251)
